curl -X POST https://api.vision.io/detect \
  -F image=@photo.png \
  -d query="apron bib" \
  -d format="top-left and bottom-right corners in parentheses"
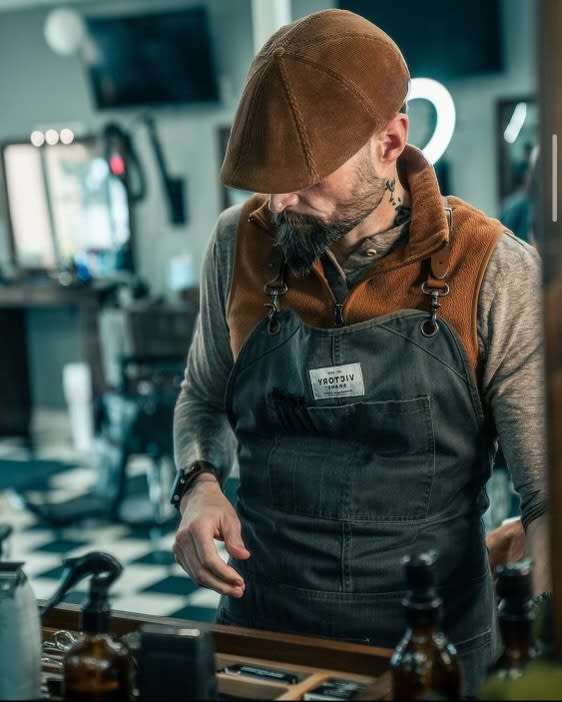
top-left (219, 307), bottom-right (499, 697)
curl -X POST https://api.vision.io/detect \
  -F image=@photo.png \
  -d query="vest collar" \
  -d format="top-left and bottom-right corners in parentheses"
top-left (397, 144), bottom-right (450, 258)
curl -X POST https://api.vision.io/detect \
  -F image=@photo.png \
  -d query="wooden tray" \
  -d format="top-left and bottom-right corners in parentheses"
top-left (41, 603), bottom-right (392, 700)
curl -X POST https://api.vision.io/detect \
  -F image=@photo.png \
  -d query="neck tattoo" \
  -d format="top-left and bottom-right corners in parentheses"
top-left (385, 178), bottom-right (411, 227)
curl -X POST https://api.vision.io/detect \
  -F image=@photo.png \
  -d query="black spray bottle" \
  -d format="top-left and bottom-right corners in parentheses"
top-left (42, 551), bottom-right (133, 701)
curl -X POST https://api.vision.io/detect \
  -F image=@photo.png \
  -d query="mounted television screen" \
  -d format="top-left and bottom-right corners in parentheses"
top-left (339, 0), bottom-right (503, 81)
top-left (84, 6), bottom-right (219, 109)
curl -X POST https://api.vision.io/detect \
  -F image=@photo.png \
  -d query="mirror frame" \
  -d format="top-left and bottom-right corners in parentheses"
top-left (496, 95), bottom-right (537, 202)
top-left (0, 134), bottom-right (136, 280)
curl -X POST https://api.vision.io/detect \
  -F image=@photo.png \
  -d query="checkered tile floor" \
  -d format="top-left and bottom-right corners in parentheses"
top-left (0, 411), bottom-right (518, 628)
top-left (0, 428), bottom-right (234, 623)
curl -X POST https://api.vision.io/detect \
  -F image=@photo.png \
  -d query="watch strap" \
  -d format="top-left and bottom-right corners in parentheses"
top-left (170, 461), bottom-right (220, 509)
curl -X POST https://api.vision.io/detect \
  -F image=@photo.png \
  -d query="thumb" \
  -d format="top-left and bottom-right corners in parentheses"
top-left (222, 517), bottom-right (250, 560)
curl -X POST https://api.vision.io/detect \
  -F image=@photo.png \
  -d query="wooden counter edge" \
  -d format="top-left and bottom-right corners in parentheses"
top-left (41, 601), bottom-right (392, 676)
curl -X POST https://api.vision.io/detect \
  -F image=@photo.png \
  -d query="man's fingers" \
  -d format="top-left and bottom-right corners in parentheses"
top-left (191, 569), bottom-right (245, 598)
top-left (191, 530), bottom-right (245, 587)
top-left (174, 537), bottom-right (245, 597)
top-left (173, 489), bottom-right (250, 598)
top-left (174, 553), bottom-right (244, 597)
top-left (222, 519), bottom-right (251, 560)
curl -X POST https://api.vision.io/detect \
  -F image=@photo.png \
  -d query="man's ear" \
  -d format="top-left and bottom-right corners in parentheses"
top-left (372, 113), bottom-right (409, 164)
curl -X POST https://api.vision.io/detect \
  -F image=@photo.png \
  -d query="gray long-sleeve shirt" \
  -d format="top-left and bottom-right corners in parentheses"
top-left (174, 203), bottom-right (546, 530)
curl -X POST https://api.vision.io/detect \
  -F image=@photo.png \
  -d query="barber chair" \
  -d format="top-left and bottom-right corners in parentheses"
top-left (20, 302), bottom-right (197, 538)
top-left (23, 355), bottom-right (184, 530)
top-left (100, 354), bottom-right (184, 527)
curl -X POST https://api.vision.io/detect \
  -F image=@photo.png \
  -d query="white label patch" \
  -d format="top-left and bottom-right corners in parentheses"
top-left (308, 362), bottom-right (365, 400)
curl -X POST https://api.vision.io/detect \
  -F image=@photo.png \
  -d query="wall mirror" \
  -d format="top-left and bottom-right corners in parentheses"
top-left (497, 96), bottom-right (537, 202)
top-left (496, 97), bottom-right (537, 244)
top-left (1, 136), bottom-right (133, 280)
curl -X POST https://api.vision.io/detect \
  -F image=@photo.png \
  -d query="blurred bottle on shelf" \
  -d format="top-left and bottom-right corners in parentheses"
top-left (479, 561), bottom-right (562, 700)
top-left (391, 550), bottom-right (462, 700)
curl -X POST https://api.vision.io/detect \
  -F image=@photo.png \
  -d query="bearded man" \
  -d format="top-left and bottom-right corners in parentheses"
top-left (171, 10), bottom-right (549, 698)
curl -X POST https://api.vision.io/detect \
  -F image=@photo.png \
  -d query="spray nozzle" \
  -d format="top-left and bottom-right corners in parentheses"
top-left (41, 551), bottom-right (122, 620)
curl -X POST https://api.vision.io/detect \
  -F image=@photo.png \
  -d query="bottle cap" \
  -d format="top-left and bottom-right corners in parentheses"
top-left (496, 560), bottom-right (534, 616)
top-left (496, 560), bottom-right (532, 598)
top-left (402, 550), bottom-right (441, 608)
top-left (402, 550), bottom-right (438, 589)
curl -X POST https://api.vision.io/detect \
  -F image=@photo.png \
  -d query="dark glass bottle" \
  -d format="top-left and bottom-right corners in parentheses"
top-left (480, 560), bottom-right (536, 690)
top-left (40, 551), bottom-right (133, 701)
top-left (478, 561), bottom-right (562, 700)
top-left (63, 585), bottom-right (133, 701)
top-left (391, 550), bottom-right (462, 700)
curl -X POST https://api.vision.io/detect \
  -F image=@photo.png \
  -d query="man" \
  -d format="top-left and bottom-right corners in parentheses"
top-left (172, 9), bottom-right (549, 697)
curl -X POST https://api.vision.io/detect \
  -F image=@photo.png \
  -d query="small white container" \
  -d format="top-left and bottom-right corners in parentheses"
top-left (62, 362), bottom-right (94, 453)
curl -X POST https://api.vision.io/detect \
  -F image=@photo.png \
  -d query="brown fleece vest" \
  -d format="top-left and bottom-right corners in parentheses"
top-left (227, 146), bottom-right (505, 375)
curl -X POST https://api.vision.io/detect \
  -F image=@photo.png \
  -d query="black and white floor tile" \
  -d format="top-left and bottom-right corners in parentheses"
top-left (0, 431), bottom-right (231, 623)
top-left (0, 412), bottom-right (518, 627)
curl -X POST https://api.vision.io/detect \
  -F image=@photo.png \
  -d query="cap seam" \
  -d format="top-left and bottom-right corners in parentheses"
top-left (286, 53), bottom-right (385, 125)
top-left (277, 55), bottom-right (319, 184)
top-left (230, 62), bottom-right (271, 184)
top-left (289, 31), bottom-right (405, 50)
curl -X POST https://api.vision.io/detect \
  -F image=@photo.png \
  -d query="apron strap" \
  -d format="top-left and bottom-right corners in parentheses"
top-left (264, 248), bottom-right (288, 335)
top-left (420, 198), bottom-right (453, 337)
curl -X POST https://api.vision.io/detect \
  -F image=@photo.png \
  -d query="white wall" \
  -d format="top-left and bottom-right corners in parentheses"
top-left (0, 0), bottom-right (536, 288)
top-left (445, 0), bottom-right (536, 216)
top-left (292, 0), bottom-right (536, 216)
top-left (0, 0), bottom-right (537, 407)
top-left (0, 0), bottom-right (255, 294)
top-left (0, 0), bottom-right (255, 407)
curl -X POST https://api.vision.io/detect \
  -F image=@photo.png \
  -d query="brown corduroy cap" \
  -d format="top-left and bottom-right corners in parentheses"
top-left (220, 9), bottom-right (410, 194)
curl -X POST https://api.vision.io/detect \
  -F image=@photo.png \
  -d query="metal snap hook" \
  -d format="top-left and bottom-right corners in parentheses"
top-left (421, 281), bottom-right (450, 297)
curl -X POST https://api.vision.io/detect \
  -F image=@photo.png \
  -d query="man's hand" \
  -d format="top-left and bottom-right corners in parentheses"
top-left (486, 517), bottom-right (526, 577)
top-left (173, 477), bottom-right (250, 597)
top-left (486, 515), bottom-right (551, 595)
top-left (525, 514), bottom-right (551, 595)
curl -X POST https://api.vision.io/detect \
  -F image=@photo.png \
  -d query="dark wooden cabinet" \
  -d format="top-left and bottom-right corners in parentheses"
top-left (0, 283), bottom-right (108, 438)
top-left (0, 308), bottom-right (31, 436)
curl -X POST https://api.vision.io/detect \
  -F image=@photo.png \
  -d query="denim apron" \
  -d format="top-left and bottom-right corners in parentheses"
top-left (218, 305), bottom-right (499, 697)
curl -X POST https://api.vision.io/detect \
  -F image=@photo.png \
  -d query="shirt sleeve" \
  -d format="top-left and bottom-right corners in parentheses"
top-left (173, 205), bottom-right (242, 481)
top-left (477, 232), bottom-right (547, 530)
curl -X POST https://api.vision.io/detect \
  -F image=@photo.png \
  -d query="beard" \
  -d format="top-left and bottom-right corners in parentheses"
top-left (272, 155), bottom-right (386, 278)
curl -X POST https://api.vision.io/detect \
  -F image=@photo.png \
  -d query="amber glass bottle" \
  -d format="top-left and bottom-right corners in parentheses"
top-left (63, 580), bottom-right (133, 701)
top-left (40, 551), bottom-right (133, 701)
top-left (64, 632), bottom-right (132, 702)
top-left (478, 562), bottom-right (562, 700)
top-left (479, 560), bottom-right (536, 695)
top-left (391, 551), bottom-right (462, 700)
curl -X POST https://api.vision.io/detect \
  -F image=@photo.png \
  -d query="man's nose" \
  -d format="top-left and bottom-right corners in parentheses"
top-left (269, 192), bottom-right (300, 213)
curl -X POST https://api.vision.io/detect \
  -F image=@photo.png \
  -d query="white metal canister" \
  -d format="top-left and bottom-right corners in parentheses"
top-left (0, 563), bottom-right (42, 700)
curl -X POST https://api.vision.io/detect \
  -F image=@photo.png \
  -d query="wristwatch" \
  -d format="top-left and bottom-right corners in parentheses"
top-left (170, 461), bottom-right (220, 510)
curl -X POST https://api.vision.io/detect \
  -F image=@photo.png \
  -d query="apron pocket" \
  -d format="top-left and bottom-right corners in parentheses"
top-left (266, 437), bottom-right (357, 518)
top-left (266, 396), bottom-right (435, 520)
top-left (453, 629), bottom-right (492, 699)
top-left (254, 582), bottom-right (406, 649)
top-left (310, 397), bottom-right (435, 520)
top-left (306, 397), bottom-right (433, 455)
